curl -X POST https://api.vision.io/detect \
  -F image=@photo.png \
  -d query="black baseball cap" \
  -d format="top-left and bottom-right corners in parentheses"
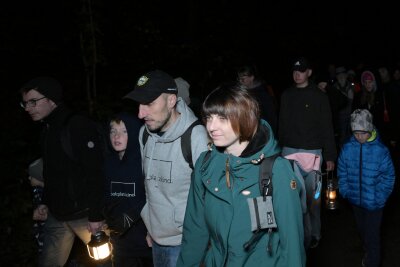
top-left (124, 70), bottom-right (178, 104)
top-left (292, 57), bottom-right (311, 72)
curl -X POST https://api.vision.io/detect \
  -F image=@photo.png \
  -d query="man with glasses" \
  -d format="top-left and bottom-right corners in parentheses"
top-left (20, 76), bottom-right (109, 267)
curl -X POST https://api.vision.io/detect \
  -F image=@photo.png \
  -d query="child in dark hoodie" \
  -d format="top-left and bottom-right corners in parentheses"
top-left (103, 112), bottom-right (153, 266)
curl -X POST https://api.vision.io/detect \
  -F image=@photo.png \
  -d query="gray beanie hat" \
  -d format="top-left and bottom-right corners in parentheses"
top-left (351, 109), bottom-right (374, 132)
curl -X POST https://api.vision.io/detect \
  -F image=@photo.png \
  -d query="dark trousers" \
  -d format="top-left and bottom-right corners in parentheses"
top-left (112, 256), bottom-right (153, 267)
top-left (352, 205), bottom-right (383, 267)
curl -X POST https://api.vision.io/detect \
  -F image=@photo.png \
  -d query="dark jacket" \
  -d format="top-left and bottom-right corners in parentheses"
top-left (103, 112), bottom-right (151, 258)
top-left (247, 83), bottom-right (278, 135)
top-left (41, 104), bottom-right (104, 221)
top-left (353, 87), bottom-right (385, 136)
top-left (279, 83), bottom-right (337, 162)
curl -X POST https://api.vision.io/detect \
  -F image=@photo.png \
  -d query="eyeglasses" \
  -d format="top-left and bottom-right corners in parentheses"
top-left (20, 96), bottom-right (47, 109)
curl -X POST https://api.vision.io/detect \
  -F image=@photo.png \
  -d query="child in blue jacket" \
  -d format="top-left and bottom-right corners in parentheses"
top-left (338, 109), bottom-right (395, 267)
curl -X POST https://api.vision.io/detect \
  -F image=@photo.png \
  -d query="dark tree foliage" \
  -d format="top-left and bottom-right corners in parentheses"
top-left (2, 0), bottom-right (400, 265)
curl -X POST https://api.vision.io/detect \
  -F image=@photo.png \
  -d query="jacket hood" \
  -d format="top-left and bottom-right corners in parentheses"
top-left (42, 103), bottom-right (69, 126)
top-left (360, 70), bottom-right (377, 92)
top-left (108, 112), bottom-right (142, 161)
top-left (144, 98), bottom-right (198, 143)
top-left (212, 119), bottom-right (281, 161)
top-left (247, 80), bottom-right (262, 89)
top-left (349, 129), bottom-right (379, 145)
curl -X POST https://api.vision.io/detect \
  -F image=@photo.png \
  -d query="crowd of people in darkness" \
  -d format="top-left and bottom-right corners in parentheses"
top-left (20, 56), bottom-right (399, 267)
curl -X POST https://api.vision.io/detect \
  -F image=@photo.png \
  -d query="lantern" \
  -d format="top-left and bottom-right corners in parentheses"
top-left (87, 231), bottom-right (112, 261)
top-left (325, 172), bottom-right (338, 210)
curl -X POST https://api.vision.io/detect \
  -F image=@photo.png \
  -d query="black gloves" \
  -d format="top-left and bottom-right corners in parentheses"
top-left (103, 200), bottom-right (141, 236)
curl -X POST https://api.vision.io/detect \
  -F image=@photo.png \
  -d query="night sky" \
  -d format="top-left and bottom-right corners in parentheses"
top-left (2, 0), bottom-right (400, 107)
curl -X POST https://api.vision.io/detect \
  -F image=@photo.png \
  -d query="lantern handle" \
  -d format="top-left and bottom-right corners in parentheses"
top-left (326, 170), bottom-right (334, 181)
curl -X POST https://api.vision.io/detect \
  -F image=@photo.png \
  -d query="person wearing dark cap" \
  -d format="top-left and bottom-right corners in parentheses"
top-left (20, 76), bottom-right (108, 266)
top-left (338, 109), bottom-right (395, 267)
top-left (278, 57), bottom-right (337, 250)
top-left (20, 76), bottom-right (63, 121)
top-left (124, 70), bottom-right (209, 267)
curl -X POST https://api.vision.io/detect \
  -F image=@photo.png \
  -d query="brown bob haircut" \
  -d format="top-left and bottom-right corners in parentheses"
top-left (202, 83), bottom-right (260, 143)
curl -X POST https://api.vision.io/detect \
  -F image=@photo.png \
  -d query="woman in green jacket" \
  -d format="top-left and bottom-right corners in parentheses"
top-left (177, 84), bottom-right (306, 267)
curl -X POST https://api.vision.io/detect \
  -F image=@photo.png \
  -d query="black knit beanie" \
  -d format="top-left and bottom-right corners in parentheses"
top-left (22, 76), bottom-right (63, 104)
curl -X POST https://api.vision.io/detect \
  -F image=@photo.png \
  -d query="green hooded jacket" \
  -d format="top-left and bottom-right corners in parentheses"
top-left (177, 120), bottom-right (306, 267)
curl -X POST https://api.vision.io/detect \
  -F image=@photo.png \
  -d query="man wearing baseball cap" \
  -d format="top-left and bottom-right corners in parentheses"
top-left (124, 70), bottom-right (208, 267)
top-left (279, 57), bottom-right (337, 250)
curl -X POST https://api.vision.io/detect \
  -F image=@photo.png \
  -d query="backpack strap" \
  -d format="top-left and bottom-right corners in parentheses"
top-left (201, 149), bottom-right (212, 165)
top-left (141, 127), bottom-right (150, 149)
top-left (60, 112), bottom-right (78, 161)
top-left (141, 120), bottom-right (202, 170)
top-left (181, 120), bottom-right (202, 170)
top-left (243, 153), bottom-right (280, 254)
top-left (259, 154), bottom-right (280, 200)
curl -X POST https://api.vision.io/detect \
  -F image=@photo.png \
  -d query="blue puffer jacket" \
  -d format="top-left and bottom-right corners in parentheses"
top-left (338, 131), bottom-right (395, 210)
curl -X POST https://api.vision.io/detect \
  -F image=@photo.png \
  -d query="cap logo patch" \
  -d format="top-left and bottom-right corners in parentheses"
top-left (137, 75), bottom-right (149, 87)
top-left (294, 61), bottom-right (301, 66)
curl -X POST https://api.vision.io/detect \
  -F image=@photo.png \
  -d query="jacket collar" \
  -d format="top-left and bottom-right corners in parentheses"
top-left (240, 123), bottom-right (269, 158)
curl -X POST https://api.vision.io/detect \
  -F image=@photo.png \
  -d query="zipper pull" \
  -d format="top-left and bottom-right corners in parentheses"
top-left (243, 229), bottom-right (261, 251)
top-left (225, 158), bottom-right (231, 189)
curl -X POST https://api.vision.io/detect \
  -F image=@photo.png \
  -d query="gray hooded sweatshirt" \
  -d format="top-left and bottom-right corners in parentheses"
top-left (139, 98), bottom-right (209, 246)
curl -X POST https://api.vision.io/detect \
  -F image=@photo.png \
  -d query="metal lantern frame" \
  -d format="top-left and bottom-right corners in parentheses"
top-left (87, 231), bottom-right (112, 261)
top-left (325, 171), bottom-right (338, 210)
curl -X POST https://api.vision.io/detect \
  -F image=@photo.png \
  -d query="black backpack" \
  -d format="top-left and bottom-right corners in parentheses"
top-left (141, 120), bottom-right (202, 170)
top-left (60, 113), bottom-right (109, 162)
